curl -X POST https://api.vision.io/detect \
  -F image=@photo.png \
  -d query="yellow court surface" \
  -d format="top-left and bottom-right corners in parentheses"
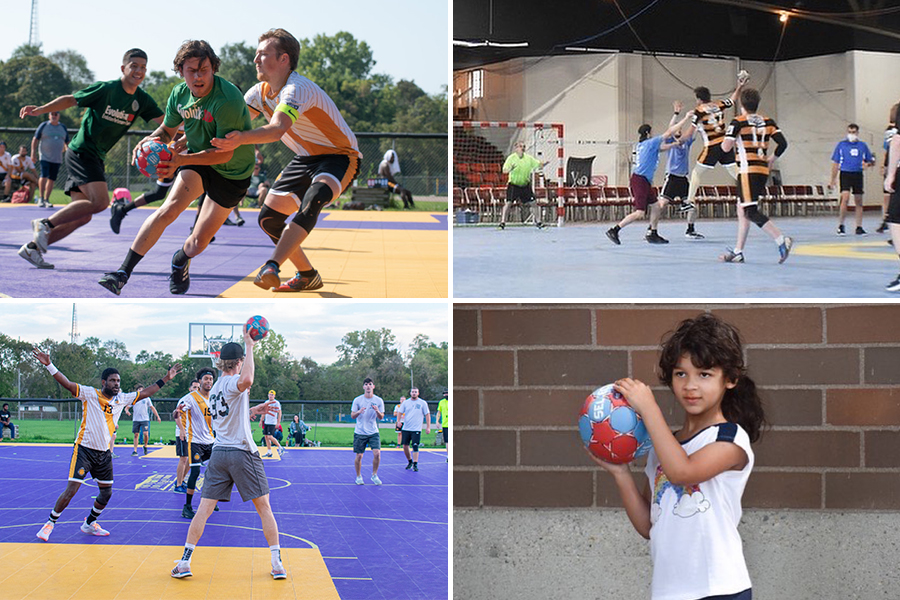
top-left (0, 542), bottom-right (339, 600)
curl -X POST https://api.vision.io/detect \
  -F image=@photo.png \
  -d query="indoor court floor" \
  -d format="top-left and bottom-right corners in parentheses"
top-left (453, 215), bottom-right (900, 298)
top-left (0, 443), bottom-right (448, 600)
top-left (1, 204), bottom-right (448, 299)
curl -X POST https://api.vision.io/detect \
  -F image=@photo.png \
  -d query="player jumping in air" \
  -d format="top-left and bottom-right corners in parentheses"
top-left (211, 28), bottom-right (361, 293)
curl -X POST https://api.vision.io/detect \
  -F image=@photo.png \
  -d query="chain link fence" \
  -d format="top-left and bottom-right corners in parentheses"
top-left (1, 127), bottom-right (448, 198)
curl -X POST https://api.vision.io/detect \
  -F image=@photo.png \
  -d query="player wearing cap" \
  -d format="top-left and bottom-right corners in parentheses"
top-left (351, 377), bottom-right (385, 485)
top-left (175, 367), bottom-right (217, 518)
top-left (173, 379), bottom-right (199, 492)
top-left (171, 332), bottom-right (285, 580)
top-left (31, 348), bottom-right (180, 541)
top-left (398, 388), bottom-right (431, 472)
top-left (261, 389), bottom-right (284, 458)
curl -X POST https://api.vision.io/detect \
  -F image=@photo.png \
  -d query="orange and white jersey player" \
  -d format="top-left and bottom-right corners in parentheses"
top-left (213, 28), bottom-right (362, 294)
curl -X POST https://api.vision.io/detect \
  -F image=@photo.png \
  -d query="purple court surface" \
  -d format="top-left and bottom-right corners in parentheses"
top-left (0, 444), bottom-right (448, 600)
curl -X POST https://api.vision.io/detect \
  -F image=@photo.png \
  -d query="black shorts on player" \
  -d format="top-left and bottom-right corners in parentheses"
top-left (401, 430), bottom-right (422, 450)
top-left (270, 154), bottom-right (357, 233)
top-left (188, 442), bottom-right (213, 467)
top-left (175, 437), bottom-right (188, 457)
top-left (63, 150), bottom-right (106, 196)
top-left (839, 171), bottom-right (864, 194)
top-left (180, 165), bottom-right (250, 210)
top-left (696, 144), bottom-right (735, 169)
top-left (506, 182), bottom-right (536, 204)
top-left (69, 444), bottom-right (114, 484)
top-left (661, 173), bottom-right (689, 202)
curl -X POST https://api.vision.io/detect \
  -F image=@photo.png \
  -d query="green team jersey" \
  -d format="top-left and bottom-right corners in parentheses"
top-left (70, 80), bottom-right (163, 161)
top-left (503, 152), bottom-right (542, 186)
top-left (437, 398), bottom-right (448, 428)
top-left (164, 75), bottom-right (254, 180)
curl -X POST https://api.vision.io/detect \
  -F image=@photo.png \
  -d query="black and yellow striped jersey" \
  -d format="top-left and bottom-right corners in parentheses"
top-left (725, 113), bottom-right (784, 175)
top-left (691, 99), bottom-right (734, 148)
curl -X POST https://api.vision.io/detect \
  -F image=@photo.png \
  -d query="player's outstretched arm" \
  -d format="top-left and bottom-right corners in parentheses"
top-left (250, 400), bottom-right (278, 419)
top-left (138, 364), bottom-right (183, 400)
top-left (31, 347), bottom-right (78, 396)
top-left (211, 110), bottom-right (292, 151)
top-left (237, 329), bottom-right (256, 393)
top-left (20, 96), bottom-right (77, 119)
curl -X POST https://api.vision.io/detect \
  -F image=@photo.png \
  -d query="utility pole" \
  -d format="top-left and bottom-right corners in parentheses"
top-left (28, 0), bottom-right (39, 47)
top-left (70, 303), bottom-right (80, 344)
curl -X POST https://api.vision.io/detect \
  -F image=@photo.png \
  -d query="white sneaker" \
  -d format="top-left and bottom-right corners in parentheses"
top-left (80, 518), bottom-right (110, 536)
top-left (355, 476), bottom-right (364, 485)
top-left (277, 447), bottom-right (284, 457)
top-left (271, 561), bottom-right (287, 580)
top-left (36, 521), bottom-right (54, 541)
top-left (371, 474), bottom-right (382, 485)
top-left (171, 560), bottom-right (193, 578)
top-left (31, 219), bottom-right (50, 253)
top-left (18, 244), bottom-right (54, 269)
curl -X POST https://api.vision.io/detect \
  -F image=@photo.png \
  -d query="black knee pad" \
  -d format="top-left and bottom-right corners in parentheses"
top-left (258, 205), bottom-right (290, 244)
top-left (411, 440), bottom-right (420, 452)
top-left (744, 204), bottom-right (769, 227)
top-left (292, 181), bottom-right (335, 233)
top-left (187, 465), bottom-right (201, 490)
top-left (144, 183), bottom-right (171, 203)
top-left (96, 486), bottom-right (112, 506)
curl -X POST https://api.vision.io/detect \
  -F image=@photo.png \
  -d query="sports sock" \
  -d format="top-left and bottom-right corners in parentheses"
top-left (172, 247), bottom-right (190, 269)
top-left (181, 543), bottom-right (195, 563)
top-left (299, 269), bottom-right (316, 278)
top-left (775, 235), bottom-right (785, 246)
top-left (27, 242), bottom-right (39, 251)
top-left (119, 249), bottom-right (144, 276)
top-left (48, 510), bottom-right (61, 524)
top-left (40, 218), bottom-right (54, 229)
top-left (270, 545), bottom-right (282, 565)
top-left (86, 506), bottom-right (103, 525)
top-left (185, 492), bottom-right (193, 509)
top-left (122, 201), bottom-right (137, 214)
top-left (413, 461), bottom-right (418, 466)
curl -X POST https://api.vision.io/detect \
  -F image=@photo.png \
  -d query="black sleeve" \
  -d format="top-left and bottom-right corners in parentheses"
top-left (772, 131), bottom-right (788, 157)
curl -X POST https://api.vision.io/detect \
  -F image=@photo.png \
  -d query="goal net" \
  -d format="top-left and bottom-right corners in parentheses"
top-left (453, 121), bottom-right (566, 226)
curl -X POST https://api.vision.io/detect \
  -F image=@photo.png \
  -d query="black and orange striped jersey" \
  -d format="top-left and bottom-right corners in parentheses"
top-left (725, 113), bottom-right (786, 176)
top-left (691, 99), bottom-right (734, 148)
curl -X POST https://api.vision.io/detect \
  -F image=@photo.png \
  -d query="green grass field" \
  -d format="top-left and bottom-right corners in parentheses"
top-left (4, 420), bottom-right (446, 449)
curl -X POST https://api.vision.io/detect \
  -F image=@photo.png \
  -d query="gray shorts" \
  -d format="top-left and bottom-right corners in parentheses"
top-left (200, 447), bottom-right (270, 502)
top-left (353, 432), bottom-right (381, 453)
top-left (132, 421), bottom-right (149, 435)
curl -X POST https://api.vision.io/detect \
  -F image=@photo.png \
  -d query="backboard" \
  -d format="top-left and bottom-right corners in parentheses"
top-left (188, 323), bottom-right (244, 363)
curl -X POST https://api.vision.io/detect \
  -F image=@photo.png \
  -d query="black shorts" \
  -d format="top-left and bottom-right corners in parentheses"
top-left (353, 432), bottom-right (381, 453)
top-left (696, 144), bottom-right (735, 168)
top-left (271, 153), bottom-right (360, 232)
top-left (180, 164), bottom-right (250, 210)
top-left (63, 150), bottom-right (106, 196)
top-left (737, 172), bottom-right (768, 206)
top-left (68, 444), bottom-right (114, 484)
top-left (175, 437), bottom-right (188, 457)
top-left (263, 423), bottom-right (277, 436)
top-left (442, 428), bottom-right (449, 444)
top-left (888, 176), bottom-right (900, 224)
top-left (506, 182), bottom-right (536, 204)
top-left (401, 430), bottom-right (422, 449)
top-left (40, 160), bottom-right (61, 180)
top-left (132, 420), bottom-right (149, 435)
top-left (660, 173), bottom-right (689, 201)
top-left (839, 171), bottom-right (864, 194)
top-left (188, 442), bottom-right (213, 466)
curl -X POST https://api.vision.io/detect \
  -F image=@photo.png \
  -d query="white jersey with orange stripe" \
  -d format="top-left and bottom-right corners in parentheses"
top-left (244, 71), bottom-right (361, 159)
top-left (74, 385), bottom-right (138, 451)
top-left (178, 391), bottom-right (215, 445)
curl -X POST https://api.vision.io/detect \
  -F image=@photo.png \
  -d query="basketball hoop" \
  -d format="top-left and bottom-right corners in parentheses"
top-left (209, 351), bottom-right (220, 366)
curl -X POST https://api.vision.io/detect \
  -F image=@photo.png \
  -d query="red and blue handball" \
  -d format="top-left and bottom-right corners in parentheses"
top-left (134, 140), bottom-right (173, 178)
top-left (245, 315), bottom-right (269, 341)
top-left (579, 383), bottom-right (653, 464)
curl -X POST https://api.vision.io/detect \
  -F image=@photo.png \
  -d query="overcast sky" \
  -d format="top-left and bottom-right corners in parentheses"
top-left (1, 0), bottom-right (449, 95)
top-left (0, 300), bottom-right (448, 365)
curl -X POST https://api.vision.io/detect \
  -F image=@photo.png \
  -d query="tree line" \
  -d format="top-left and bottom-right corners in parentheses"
top-left (0, 327), bottom-right (448, 405)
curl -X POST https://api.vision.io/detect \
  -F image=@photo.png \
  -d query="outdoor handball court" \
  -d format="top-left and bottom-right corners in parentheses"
top-left (0, 204), bottom-right (448, 298)
top-left (0, 443), bottom-right (448, 600)
top-left (454, 215), bottom-right (899, 298)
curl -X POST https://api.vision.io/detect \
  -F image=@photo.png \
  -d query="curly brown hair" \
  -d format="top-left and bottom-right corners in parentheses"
top-left (173, 40), bottom-right (220, 75)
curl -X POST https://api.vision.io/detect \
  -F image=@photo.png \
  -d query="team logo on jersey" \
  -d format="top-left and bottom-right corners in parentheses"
top-left (102, 106), bottom-right (135, 125)
top-left (133, 99), bottom-right (139, 111)
top-left (177, 103), bottom-right (214, 123)
top-left (78, 467), bottom-right (86, 477)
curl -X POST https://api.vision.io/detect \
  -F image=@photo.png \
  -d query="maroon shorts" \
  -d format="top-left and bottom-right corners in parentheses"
top-left (630, 173), bottom-right (657, 211)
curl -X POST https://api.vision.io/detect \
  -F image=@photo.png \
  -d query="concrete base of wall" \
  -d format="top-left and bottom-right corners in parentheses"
top-left (454, 509), bottom-right (900, 599)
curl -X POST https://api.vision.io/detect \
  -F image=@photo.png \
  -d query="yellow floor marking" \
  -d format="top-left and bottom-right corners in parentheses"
top-left (791, 241), bottom-right (897, 261)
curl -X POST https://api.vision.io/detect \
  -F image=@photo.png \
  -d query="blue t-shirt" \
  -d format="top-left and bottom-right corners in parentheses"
top-left (632, 135), bottom-right (663, 181)
top-left (34, 122), bottom-right (70, 164)
top-left (664, 135), bottom-right (694, 176)
top-left (831, 139), bottom-right (874, 172)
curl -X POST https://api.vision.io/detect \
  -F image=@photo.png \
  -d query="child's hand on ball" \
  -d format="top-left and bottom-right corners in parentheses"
top-left (583, 446), bottom-right (630, 474)
top-left (613, 378), bottom-right (656, 415)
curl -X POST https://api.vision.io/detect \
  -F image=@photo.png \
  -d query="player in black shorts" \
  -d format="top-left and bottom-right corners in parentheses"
top-left (882, 127), bottom-right (900, 291)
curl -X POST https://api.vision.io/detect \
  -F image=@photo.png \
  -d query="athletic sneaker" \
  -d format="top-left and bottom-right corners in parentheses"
top-left (497, 222), bottom-right (505, 230)
top-left (606, 227), bottom-right (621, 245)
top-left (109, 199), bottom-right (126, 234)
top-left (685, 230), bottom-right (705, 240)
top-left (886, 275), bottom-right (900, 292)
top-left (173, 484), bottom-right (187, 493)
top-left (18, 244), bottom-right (54, 269)
top-left (36, 521), bottom-right (54, 541)
top-left (170, 254), bottom-right (191, 295)
top-left (263, 452), bottom-right (273, 457)
top-left (836, 224), bottom-right (846, 236)
top-left (182, 505), bottom-right (195, 519)
top-left (80, 519), bottom-right (110, 536)
top-left (98, 271), bottom-right (128, 296)
top-left (171, 561), bottom-right (193, 579)
top-left (877, 220), bottom-right (888, 233)
top-left (32, 219), bottom-right (50, 253)
top-left (277, 447), bottom-right (284, 457)
top-left (778, 237), bottom-right (793, 264)
top-left (855, 227), bottom-right (867, 236)
top-left (254, 263), bottom-right (281, 290)
top-left (355, 475), bottom-right (364, 485)
top-left (720, 248), bottom-right (745, 263)
top-left (236, 218), bottom-right (245, 226)
top-left (679, 201), bottom-right (695, 214)
top-left (223, 218), bottom-right (238, 226)
top-left (406, 460), bottom-right (413, 470)
top-left (645, 231), bottom-right (669, 244)
top-left (132, 450), bottom-right (138, 456)
top-left (271, 562), bottom-right (287, 580)
top-left (413, 464), bottom-right (418, 472)
top-left (111, 453), bottom-right (119, 459)
top-left (274, 270), bottom-right (323, 293)
top-left (371, 474), bottom-right (382, 485)
top-left (535, 222), bottom-right (545, 229)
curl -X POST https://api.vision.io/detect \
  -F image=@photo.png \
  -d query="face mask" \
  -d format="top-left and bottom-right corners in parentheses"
top-left (847, 133), bottom-right (858, 142)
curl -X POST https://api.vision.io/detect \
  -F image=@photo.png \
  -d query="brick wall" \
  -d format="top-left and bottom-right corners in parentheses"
top-left (454, 304), bottom-right (900, 510)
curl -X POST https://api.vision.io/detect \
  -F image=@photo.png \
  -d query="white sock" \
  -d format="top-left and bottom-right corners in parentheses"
top-left (181, 543), bottom-right (196, 564)
top-left (270, 545), bottom-right (282, 565)
top-left (775, 235), bottom-right (785, 246)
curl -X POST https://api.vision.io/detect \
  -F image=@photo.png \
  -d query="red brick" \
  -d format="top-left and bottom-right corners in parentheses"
top-left (482, 308), bottom-right (592, 346)
top-left (754, 431), bottom-right (860, 468)
top-left (826, 473), bottom-right (900, 509)
top-left (864, 431), bottom-right (900, 468)
top-left (826, 306), bottom-right (900, 343)
top-left (454, 350), bottom-right (515, 387)
top-left (454, 430), bottom-right (517, 466)
top-left (521, 430), bottom-right (587, 466)
top-left (632, 349), bottom-right (662, 384)
top-left (743, 472), bottom-right (822, 508)
top-left (596, 308), bottom-right (705, 345)
top-left (518, 349), bottom-right (627, 386)
top-left (747, 348), bottom-right (860, 385)
top-left (712, 307), bottom-right (823, 344)
top-left (827, 388), bottom-right (900, 426)
top-left (764, 389), bottom-right (823, 426)
top-left (484, 471), bottom-right (594, 507)
top-left (454, 389), bottom-right (480, 427)
top-left (483, 389), bottom-right (585, 426)
top-left (454, 309), bottom-right (479, 347)
top-left (454, 471), bottom-right (480, 507)
top-left (865, 348), bottom-right (900, 384)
